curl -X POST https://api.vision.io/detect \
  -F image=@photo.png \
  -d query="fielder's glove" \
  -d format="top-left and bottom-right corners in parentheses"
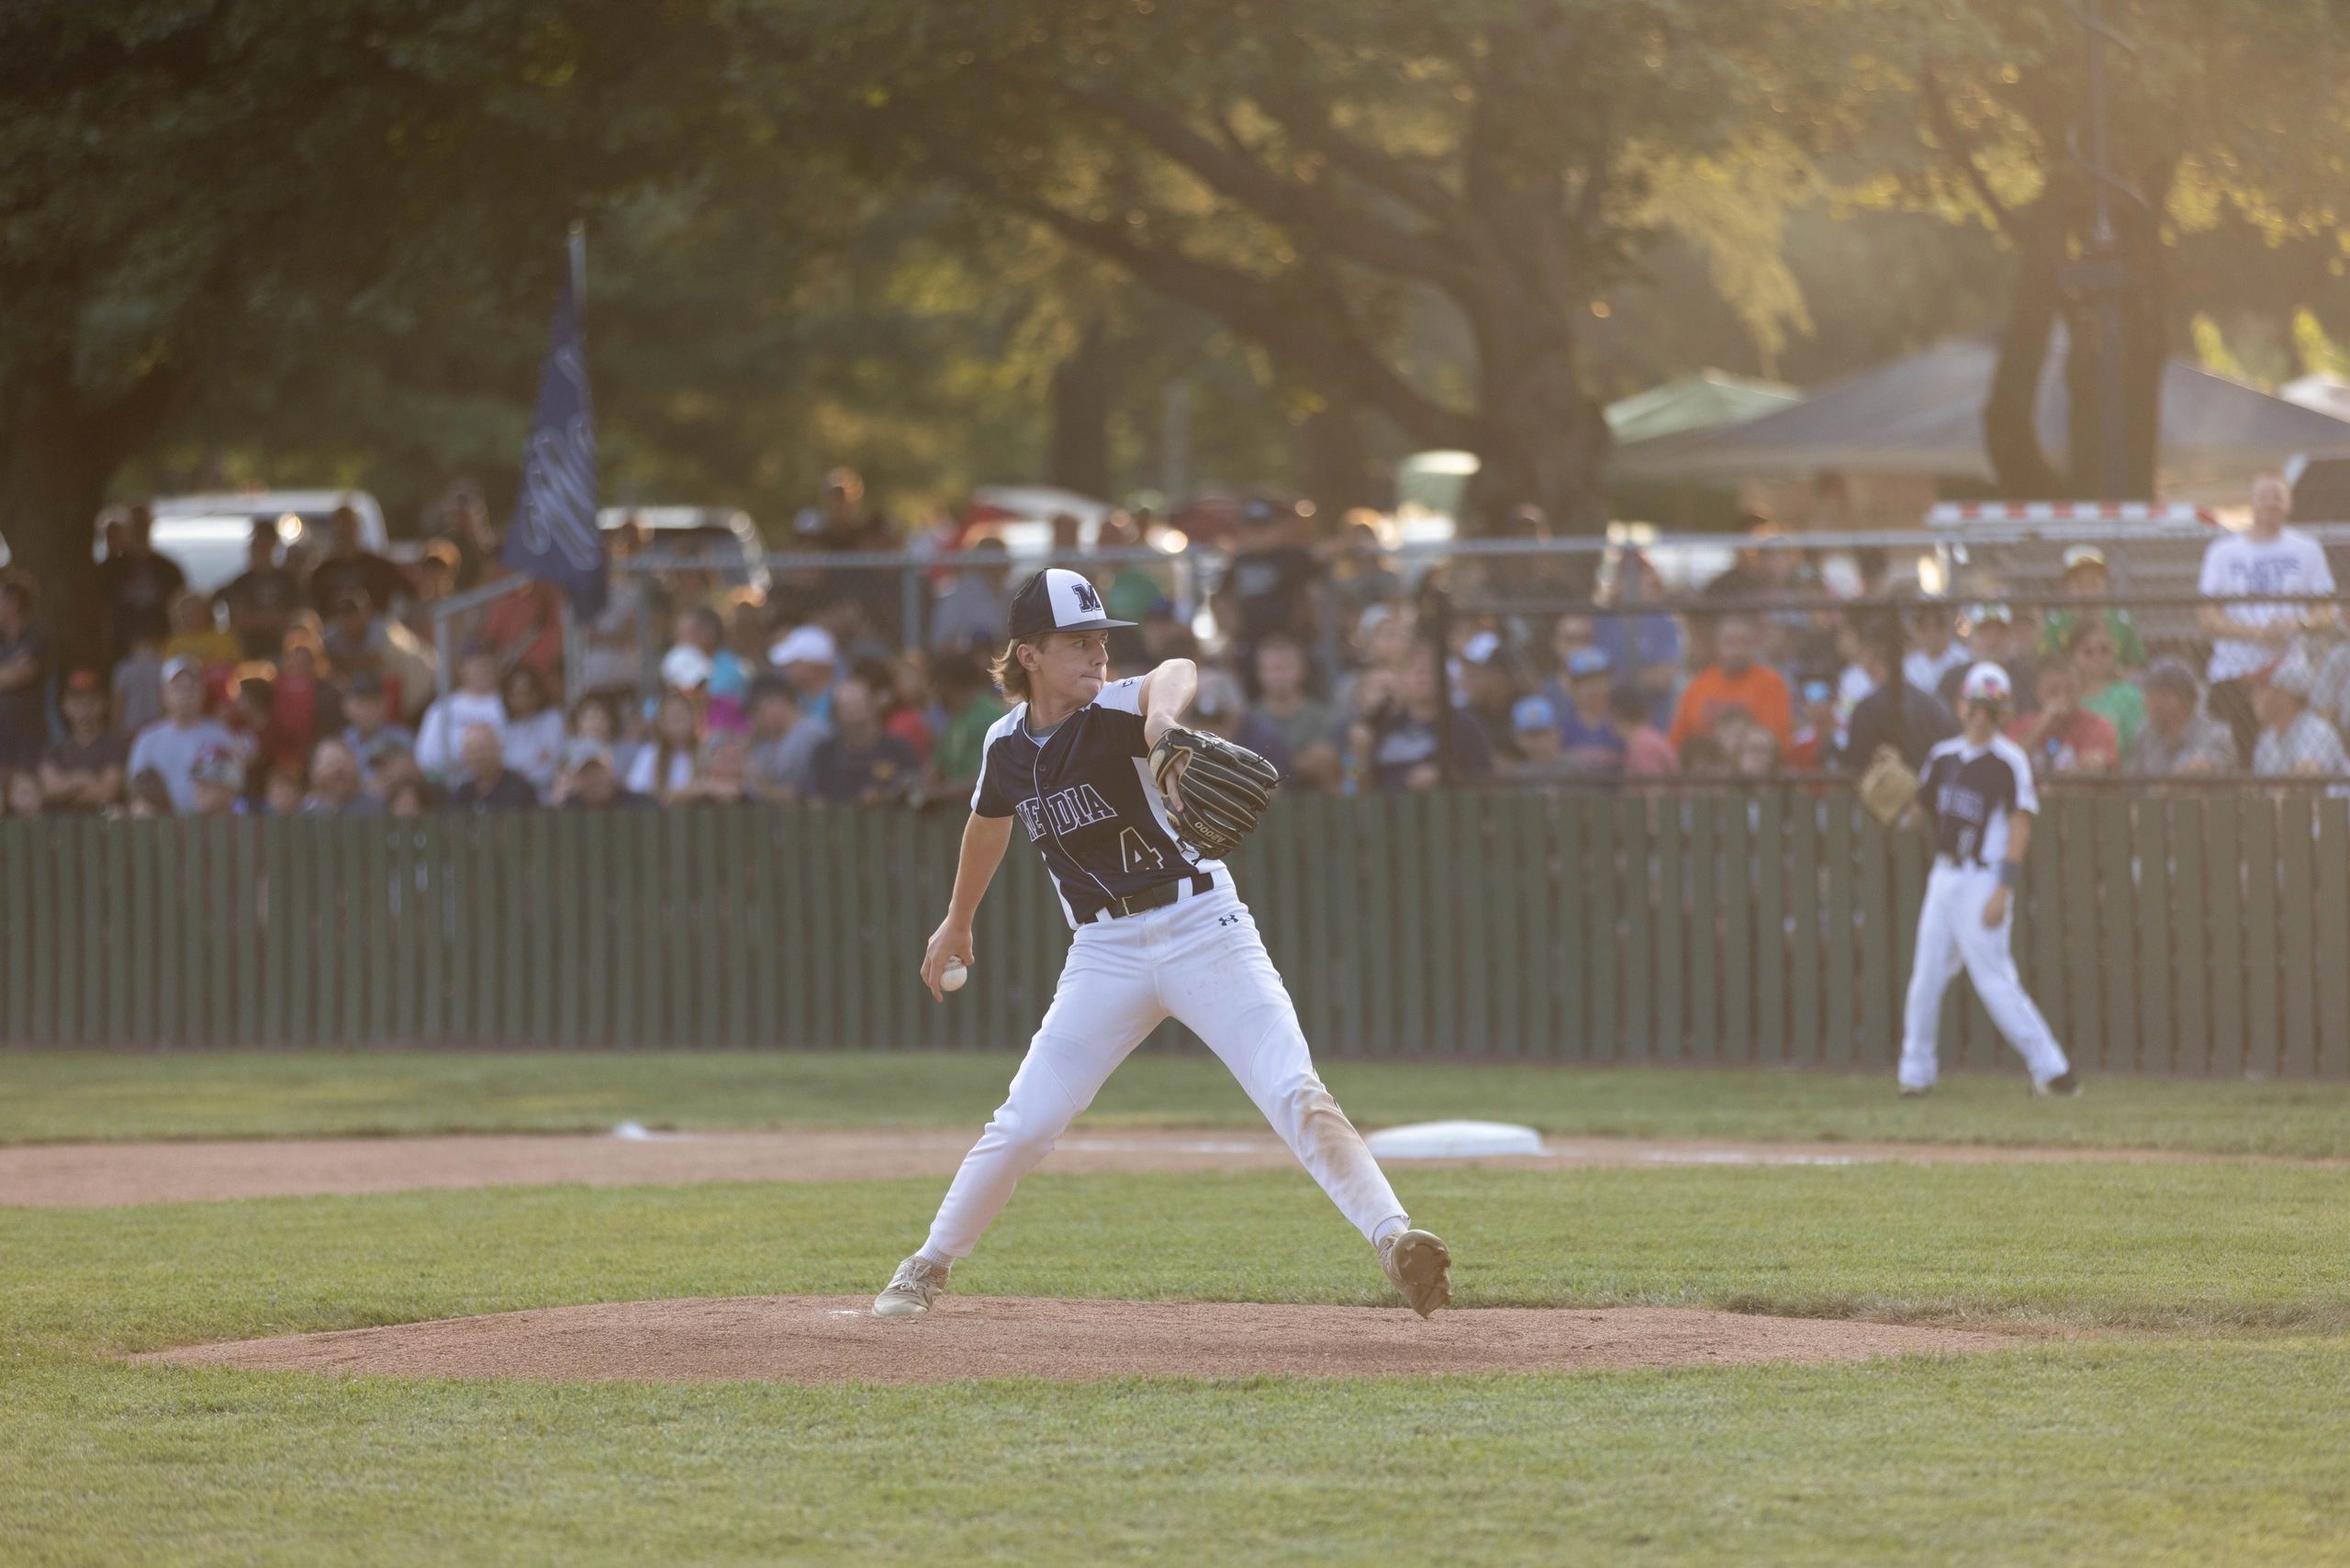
top-left (1147, 726), bottom-right (1280, 857)
top-left (1858, 744), bottom-right (1920, 827)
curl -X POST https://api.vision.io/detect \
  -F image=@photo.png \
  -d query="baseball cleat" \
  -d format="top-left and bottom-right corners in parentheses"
top-left (1898, 1083), bottom-right (1931, 1098)
top-left (2032, 1071), bottom-right (2082, 1098)
top-left (871, 1253), bottom-right (951, 1317)
top-left (1377, 1227), bottom-right (1451, 1318)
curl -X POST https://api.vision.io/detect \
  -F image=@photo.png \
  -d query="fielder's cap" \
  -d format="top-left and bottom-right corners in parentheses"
top-left (161, 655), bottom-right (203, 684)
top-left (2270, 646), bottom-right (2319, 699)
top-left (1566, 646), bottom-right (1613, 679)
top-left (2061, 543), bottom-right (2109, 574)
top-left (1958, 661), bottom-right (2013, 706)
top-left (768, 624), bottom-right (839, 668)
top-left (2140, 656), bottom-right (2200, 699)
top-left (1006, 568), bottom-right (1133, 638)
top-left (62, 666), bottom-right (104, 694)
top-left (660, 644), bottom-right (714, 689)
top-left (1512, 694), bottom-right (1558, 733)
top-left (1461, 630), bottom-right (1504, 666)
top-left (562, 737), bottom-right (615, 771)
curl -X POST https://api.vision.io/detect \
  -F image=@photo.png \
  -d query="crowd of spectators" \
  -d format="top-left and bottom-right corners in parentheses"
top-left (3, 470), bottom-right (2345, 823)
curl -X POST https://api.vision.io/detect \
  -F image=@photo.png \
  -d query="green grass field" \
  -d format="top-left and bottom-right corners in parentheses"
top-left (9, 1047), bottom-right (2350, 1154)
top-left (4, 1053), bottom-right (2347, 1565)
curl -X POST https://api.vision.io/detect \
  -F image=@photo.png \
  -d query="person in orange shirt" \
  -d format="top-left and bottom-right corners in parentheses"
top-left (1669, 614), bottom-right (1793, 753)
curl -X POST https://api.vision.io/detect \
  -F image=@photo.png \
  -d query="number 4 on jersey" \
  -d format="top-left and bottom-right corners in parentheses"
top-left (1118, 826), bottom-right (1165, 873)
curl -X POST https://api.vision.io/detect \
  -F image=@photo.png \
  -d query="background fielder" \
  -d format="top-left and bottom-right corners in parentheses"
top-left (872, 568), bottom-right (1451, 1318)
top-left (1898, 661), bottom-right (2079, 1098)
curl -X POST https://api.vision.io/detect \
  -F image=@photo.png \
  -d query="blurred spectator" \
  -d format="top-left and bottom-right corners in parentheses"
top-left (2007, 646), bottom-right (2119, 777)
top-left (1137, 599), bottom-right (1200, 671)
top-left (577, 517), bottom-right (651, 698)
top-left (860, 655), bottom-right (934, 765)
top-left (430, 479), bottom-right (498, 591)
top-left (112, 626), bottom-right (166, 738)
top-left (2252, 647), bottom-right (2349, 778)
top-left (1545, 647), bottom-right (1625, 776)
top-left (302, 738), bottom-right (379, 815)
top-left (1724, 715), bottom-right (1781, 778)
top-left (1679, 734), bottom-right (1735, 778)
top-left (1252, 634), bottom-right (1337, 789)
top-left (385, 776), bottom-right (434, 817)
top-left (263, 765), bottom-right (307, 818)
top-left (478, 566), bottom-right (565, 683)
top-left (811, 671), bottom-right (920, 805)
top-left (567, 694), bottom-right (637, 784)
top-left (402, 540), bottom-right (462, 648)
top-left (2200, 473), bottom-right (2336, 756)
top-left (1360, 643), bottom-right (1494, 790)
top-left (1191, 667), bottom-right (1290, 774)
top-left (320, 591), bottom-right (429, 721)
top-left (667, 605), bottom-right (747, 731)
top-left (1838, 628), bottom-right (1958, 771)
top-left (38, 668), bottom-right (127, 812)
top-left (2039, 545), bottom-right (2147, 667)
top-left (1786, 676), bottom-right (1840, 772)
top-left (1458, 631), bottom-right (1524, 764)
top-left (187, 745), bottom-right (247, 815)
top-left (2066, 618), bottom-right (2144, 756)
top-left (218, 521), bottom-right (304, 659)
top-left (557, 738), bottom-right (649, 810)
top-left (1097, 512), bottom-right (1169, 652)
top-left (125, 767), bottom-right (174, 819)
top-left (1935, 604), bottom-right (2039, 716)
top-left (1219, 497), bottom-right (1323, 690)
top-left (627, 690), bottom-right (701, 801)
top-left (677, 731), bottom-right (753, 805)
top-left (1506, 697), bottom-right (1582, 783)
top-left (1595, 553), bottom-right (1684, 728)
top-left (1901, 601), bottom-right (1969, 696)
top-left (1614, 684), bottom-right (1676, 777)
top-left (5, 770), bottom-right (42, 817)
top-left (499, 665), bottom-right (565, 801)
top-left (930, 538), bottom-right (1013, 651)
top-left (2128, 658), bottom-right (2237, 777)
top-left (162, 590), bottom-right (239, 675)
top-left (266, 637), bottom-right (341, 774)
top-left (416, 648), bottom-right (507, 782)
top-left (0, 577), bottom-right (47, 783)
top-left (927, 655), bottom-right (1006, 800)
top-left (127, 657), bottom-right (246, 812)
top-left (95, 504), bottom-right (187, 661)
top-left (744, 677), bottom-right (828, 804)
top-left (340, 674), bottom-right (415, 793)
top-left (446, 722), bottom-right (538, 810)
top-left (308, 505), bottom-right (409, 618)
top-left (769, 623), bottom-right (840, 722)
top-left (1669, 616), bottom-right (1792, 753)
top-left (1329, 514), bottom-right (1404, 629)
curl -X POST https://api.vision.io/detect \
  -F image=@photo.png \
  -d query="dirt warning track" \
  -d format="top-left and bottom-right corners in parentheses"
top-left (0, 1126), bottom-right (2260, 1208)
top-left (130, 1295), bottom-right (2023, 1383)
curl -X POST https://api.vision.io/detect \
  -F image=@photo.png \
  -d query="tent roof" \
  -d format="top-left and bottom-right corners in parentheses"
top-left (1603, 370), bottom-right (1798, 445)
top-left (1610, 336), bottom-right (2350, 483)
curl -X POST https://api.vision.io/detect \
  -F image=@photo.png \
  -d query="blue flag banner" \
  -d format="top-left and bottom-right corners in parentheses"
top-left (500, 252), bottom-right (606, 616)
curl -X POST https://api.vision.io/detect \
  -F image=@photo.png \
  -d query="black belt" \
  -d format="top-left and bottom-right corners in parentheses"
top-left (1090, 872), bottom-right (1213, 923)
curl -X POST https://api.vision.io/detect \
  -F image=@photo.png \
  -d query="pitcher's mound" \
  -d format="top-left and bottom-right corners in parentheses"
top-left (132, 1296), bottom-right (2018, 1383)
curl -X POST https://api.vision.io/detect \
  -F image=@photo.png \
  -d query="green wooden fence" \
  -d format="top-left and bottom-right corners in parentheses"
top-left (4, 791), bottom-right (2346, 1075)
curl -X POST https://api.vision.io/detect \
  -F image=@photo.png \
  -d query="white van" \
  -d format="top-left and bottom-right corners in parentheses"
top-left (140, 491), bottom-right (390, 594)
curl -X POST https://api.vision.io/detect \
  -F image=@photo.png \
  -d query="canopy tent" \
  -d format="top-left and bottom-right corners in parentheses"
top-left (1609, 336), bottom-right (2350, 486)
top-left (1603, 369), bottom-right (1798, 445)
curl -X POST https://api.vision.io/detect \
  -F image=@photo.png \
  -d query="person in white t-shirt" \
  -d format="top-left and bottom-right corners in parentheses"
top-left (2199, 474), bottom-right (2338, 756)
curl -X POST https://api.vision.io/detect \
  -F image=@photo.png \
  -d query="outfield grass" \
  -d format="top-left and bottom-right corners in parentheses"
top-left (7, 1047), bottom-right (2350, 1155)
top-left (4, 1164), bottom-right (2349, 1565)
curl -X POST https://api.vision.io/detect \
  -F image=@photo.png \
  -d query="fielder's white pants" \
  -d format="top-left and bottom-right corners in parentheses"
top-left (921, 875), bottom-right (1409, 1262)
top-left (1898, 860), bottom-right (2071, 1091)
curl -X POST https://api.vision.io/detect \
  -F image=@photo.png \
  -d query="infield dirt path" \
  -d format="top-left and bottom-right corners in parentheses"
top-left (3, 1126), bottom-right (2283, 1208)
top-left (131, 1295), bottom-right (2022, 1383)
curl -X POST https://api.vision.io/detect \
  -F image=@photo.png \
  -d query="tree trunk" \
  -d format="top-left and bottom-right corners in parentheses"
top-left (1046, 322), bottom-right (1116, 501)
top-left (1461, 328), bottom-right (1611, 538)
top-left (1984, 196), bottom-right (2075, 499)
top-left (1, 370), bottom-right (129, 667)
top-left (1295, 401), bottom-right (1382, 514)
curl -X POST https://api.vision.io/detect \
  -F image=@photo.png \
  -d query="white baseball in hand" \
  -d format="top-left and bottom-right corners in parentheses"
top-left (940, 959), bottom-right (968, 992)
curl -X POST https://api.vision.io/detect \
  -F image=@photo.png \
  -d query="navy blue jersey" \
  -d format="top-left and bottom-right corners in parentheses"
top-left (972, 676), bottom-right (1221, 926)
top-left (1918, 733), bottom-right (2036, 867)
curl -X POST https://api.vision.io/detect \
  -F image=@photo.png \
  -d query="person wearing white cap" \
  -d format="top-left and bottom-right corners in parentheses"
top-left (869, 567), bottom-right (1451, 1321)
top-left (767, 623), bottom-right (840, 722)
top-left (2251, 646), bottom-right (2350, 778)
top-left (125, 656), bottom-right (245, 813)
top-left (1898, 662), bottom-right (2077, 1098)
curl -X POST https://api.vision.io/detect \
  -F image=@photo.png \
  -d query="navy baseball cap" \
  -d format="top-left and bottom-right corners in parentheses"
top-left (1007, 568), bottom-right (1134, 638)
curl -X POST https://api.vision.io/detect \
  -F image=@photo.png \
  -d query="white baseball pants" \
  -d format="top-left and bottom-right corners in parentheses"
top-left (1898, 860), bottom-right (2072, 1091)
top-left (919, 874), bottom-right (1410, 1263)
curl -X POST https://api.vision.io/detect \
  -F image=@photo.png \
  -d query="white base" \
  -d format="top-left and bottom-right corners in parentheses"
top-left (1363, 1119), bottom-right (1545, 1160)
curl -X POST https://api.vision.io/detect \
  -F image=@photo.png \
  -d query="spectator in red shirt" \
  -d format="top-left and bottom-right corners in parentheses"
top-left (2006, 647), bottom-right (2119, 777)
top-left (1668, 615), bottom-right (1792, 753)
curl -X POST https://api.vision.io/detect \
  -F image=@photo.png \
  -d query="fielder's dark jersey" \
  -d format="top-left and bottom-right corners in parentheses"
top-left (971, 676), bottom-right (1221, 927)
top-left (1917, 734), bottom-right (2037, 868)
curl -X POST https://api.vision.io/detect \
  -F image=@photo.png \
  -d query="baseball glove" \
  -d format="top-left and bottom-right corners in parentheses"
top-left (1858, 745), bottom-right (1920, 827)
top-left (1148, 726), bottom-right (1280, 857)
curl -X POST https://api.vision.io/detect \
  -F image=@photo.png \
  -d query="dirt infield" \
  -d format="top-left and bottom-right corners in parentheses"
top-left (130, 1295), bottom-right (2021, 1383)
top-left (0, 1126), bottom-right (2253, 1208)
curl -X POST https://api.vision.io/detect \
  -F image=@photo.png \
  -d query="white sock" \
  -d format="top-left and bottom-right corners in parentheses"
top-left (1371, 1215), bottom-right (1410, 1246)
